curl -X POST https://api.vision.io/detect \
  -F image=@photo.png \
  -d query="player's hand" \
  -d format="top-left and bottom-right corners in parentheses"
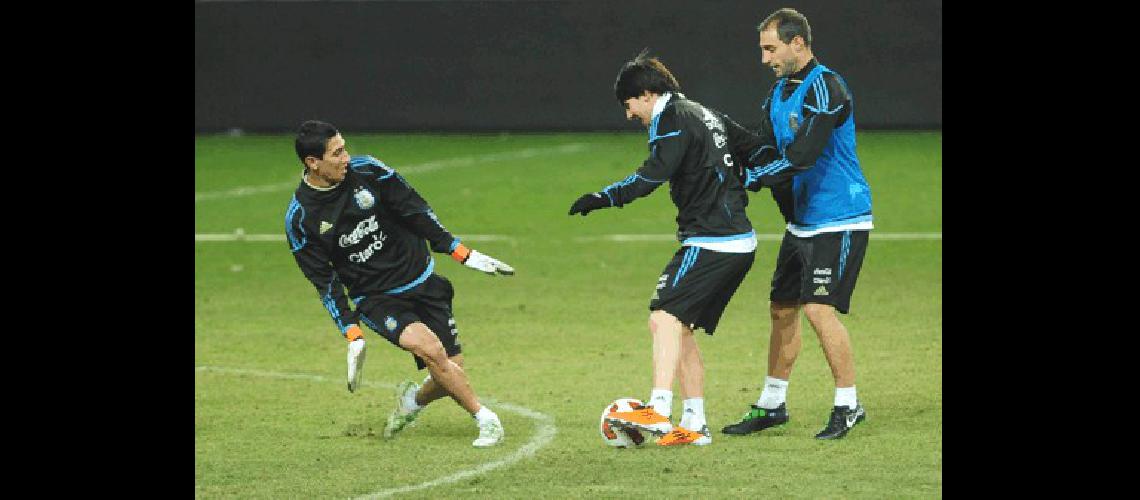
top-left (568, 192), bottom-right (609, 216)
top-left (346, 326), bottom-right (367, 393)
top-left (463, 249), bottom-right (515, 276)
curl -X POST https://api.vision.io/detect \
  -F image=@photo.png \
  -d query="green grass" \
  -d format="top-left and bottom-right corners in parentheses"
top-left (195, 131), bottom-right (942, 498)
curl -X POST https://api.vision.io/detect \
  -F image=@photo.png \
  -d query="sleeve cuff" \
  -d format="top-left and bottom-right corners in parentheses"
top-left (450, 243), bottom-right (471, 263)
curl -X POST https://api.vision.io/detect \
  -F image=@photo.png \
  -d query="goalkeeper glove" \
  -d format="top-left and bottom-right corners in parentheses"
top-left (451, 244), bottom-right (515, 276)
top-left (345, 325), bottom-right (366, 393)
top-left (568, 192), bottom-right (610, 216)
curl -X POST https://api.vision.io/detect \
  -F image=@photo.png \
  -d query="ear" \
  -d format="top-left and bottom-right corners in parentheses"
top-left (791, 35), bottom-right (806, 52)
top-left (303, 156), bottom-right (319, 171)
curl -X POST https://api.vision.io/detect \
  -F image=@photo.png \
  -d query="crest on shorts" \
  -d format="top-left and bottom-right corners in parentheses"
top-left (384, 316), bottom-right (398, 332)
top-left (354, 187), bottom-right (375, 210)
top-left (789, 112), bottom-right (800, 132)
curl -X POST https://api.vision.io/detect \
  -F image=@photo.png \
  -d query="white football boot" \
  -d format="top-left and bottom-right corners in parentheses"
top-left (472, 415), bottom-right (504, 448)
top-left (384, 380), bottom-right (423, 439)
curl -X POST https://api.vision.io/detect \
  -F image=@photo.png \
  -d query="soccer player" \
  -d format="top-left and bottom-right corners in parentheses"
top-left (721, 8), bottom-right (873, 440)
top-left (569, 51), bottom-right (758, 446)
top-left (285, 120), bottom-right (515, 448)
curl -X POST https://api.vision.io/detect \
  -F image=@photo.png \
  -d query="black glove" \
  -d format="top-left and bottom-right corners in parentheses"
top-left (568, 192), bottom-right (610, 216)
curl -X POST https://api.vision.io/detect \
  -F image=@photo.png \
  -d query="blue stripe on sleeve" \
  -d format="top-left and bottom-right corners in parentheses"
top-left (600, 173), bottom-right (667, 203)
top-left (350, 155), bottom-right (396, 179)
top-left (755, 158), bottom-right (792, 176)
top-left (322, 282), bottom-right (345, 331)
top-left (285, 197), bottom-right (307, 252)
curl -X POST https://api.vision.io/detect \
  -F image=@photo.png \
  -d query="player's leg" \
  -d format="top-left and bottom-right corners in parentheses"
top-left (416, 353), bottom-right (463, 406)
top-left (649, 308), bottom-right (683, 411)
top-left (803, 304), bottom-right (855, 387)
top-left (396, 322), bottom-right (502, 446)
top-left (397, 323), bottom-right (479, 413)
top-left (659, 249), bottom-right (752, 446)
top-left (723, 233), bottom-right (803, 436)
top-left (606, 247), bottom-right (692, 435)
top-left (386, 352), bottom-right (464, 439)
top-left (677, 326), bottom-right (703, 403)
top-left (768, 301), bottom-right (803, 381)
top-left (408, 274), bottom-right (503, 447)
top-left (602, 308), bottom-right (681, 437)
top-left (668, 325), bottom-right (713, 446)
top-left (801, 230), bottom-right (869, 440)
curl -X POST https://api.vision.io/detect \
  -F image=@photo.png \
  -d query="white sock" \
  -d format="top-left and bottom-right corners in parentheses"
top-left (402, 386), bottom-right (422, 412)
top-left (835, 386), bottom-right (857, 409)
top-left (756, 376), bottom-right (789, 409)
top-left (649, 389), bottom-right (673, 418)
top-left (680, 397), bottom-right (706, 430)
top-left (473, 405), bottom-right (498, 424)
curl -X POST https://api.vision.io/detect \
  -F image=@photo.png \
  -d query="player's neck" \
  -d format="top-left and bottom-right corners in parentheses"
top-left (789, 57), bottom-right (817, 80)
top-left (303, 172), bottom-right (339, 190)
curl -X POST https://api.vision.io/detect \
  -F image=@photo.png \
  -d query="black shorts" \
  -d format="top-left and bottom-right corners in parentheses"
top-left (649, 246), bottom-right (754, 334)
top-left (355, 274), bottom-right (462, 370)
top-left (770, 230), bottom-right (869, 314)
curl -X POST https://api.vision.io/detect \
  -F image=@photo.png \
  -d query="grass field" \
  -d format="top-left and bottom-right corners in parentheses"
top-left (195, 131), bottom-right (942, 498)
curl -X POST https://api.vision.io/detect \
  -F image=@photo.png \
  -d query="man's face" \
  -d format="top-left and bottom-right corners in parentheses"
top-left (759, 27), bottom-right (801, 78)
top-left (622, 92), bottom-right (656, 127)
top-left (306, 133), bottom-right (350, 186)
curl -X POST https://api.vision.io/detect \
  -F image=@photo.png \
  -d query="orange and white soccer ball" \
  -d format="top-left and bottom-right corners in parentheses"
top-left (599, 397), bottom-right (647, 448)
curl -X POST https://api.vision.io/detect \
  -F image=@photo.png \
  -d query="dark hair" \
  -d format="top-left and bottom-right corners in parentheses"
top-left (613, 49), bottom-right (680, 103)
top-left (294, 120), bottom-right (339, 167)
top-left (757, 8), bottom-right (812, 47)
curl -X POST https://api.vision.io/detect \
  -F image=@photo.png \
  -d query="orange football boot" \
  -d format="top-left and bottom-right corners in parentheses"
top-left (656, 425), bottom-right (712, 446)
top-left (606, 401), bottom-right (673, 436)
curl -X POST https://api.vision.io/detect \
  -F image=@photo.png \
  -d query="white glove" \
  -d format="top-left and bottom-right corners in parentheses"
top-left (346, 338), bottom-right (367, 392)
top-left (463, 249), bottom-right (515, 276)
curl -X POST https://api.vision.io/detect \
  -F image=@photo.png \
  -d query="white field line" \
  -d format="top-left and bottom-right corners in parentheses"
top-left (195, 365), bottom-right (556, 499)
top-left (195, 231), bottom-right (941, 242)
top-left (195, 143), bottom-right (589, 203)
top-left (574, 232), bottom-right (942, 242)
top-left (194, 231), bottom-right (512, 243)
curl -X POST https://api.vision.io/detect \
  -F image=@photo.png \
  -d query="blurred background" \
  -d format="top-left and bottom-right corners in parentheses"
top-left (195, 0), bottom-right (941, 133)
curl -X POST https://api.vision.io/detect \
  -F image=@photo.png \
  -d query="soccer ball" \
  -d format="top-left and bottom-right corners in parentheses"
top-left (599, 397), bottom-right (647, 448)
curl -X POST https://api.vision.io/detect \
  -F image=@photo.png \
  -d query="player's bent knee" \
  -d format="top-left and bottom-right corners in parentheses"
top-left (398, 323), bottom-right (445, 358)
top-left (409, 340), bottom-right (447, 365)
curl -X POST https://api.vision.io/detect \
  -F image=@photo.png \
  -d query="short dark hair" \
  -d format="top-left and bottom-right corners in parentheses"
top-left (758, 8), bottom-right (812, 47)
top-left (613, 49), bottom-right (680, 103)
top-left (294, 120), bottom-right (339, 167)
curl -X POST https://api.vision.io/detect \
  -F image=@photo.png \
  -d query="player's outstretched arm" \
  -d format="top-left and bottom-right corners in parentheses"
top-left (450, 243), bottom-right (514, 276)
